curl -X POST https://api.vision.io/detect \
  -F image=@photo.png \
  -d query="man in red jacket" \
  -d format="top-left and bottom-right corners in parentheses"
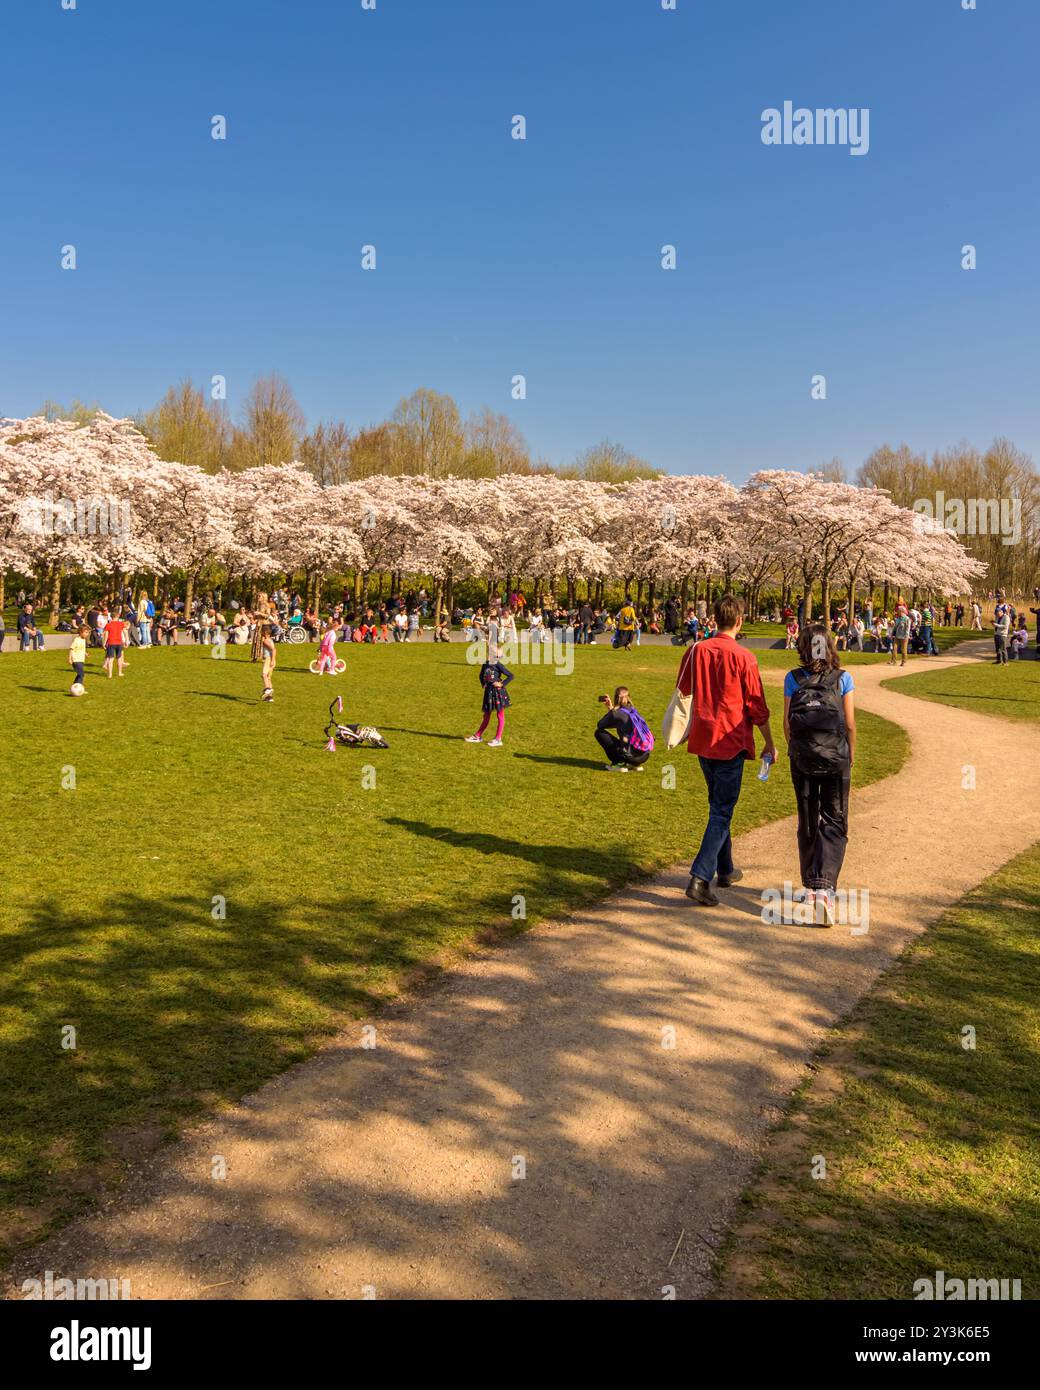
top-left (676, 593), bottom-right (777, 905)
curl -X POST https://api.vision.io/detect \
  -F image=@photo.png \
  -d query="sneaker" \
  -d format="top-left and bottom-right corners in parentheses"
top-left (814, 890), bottom-right (835, 927)
top-left (464, 735), bottom-right (483, 743)
top-left (262, 689), bottom-right (274, 703)
top-left (606, 763), bottom-right (629, 772)
top-left (633, 764), bottom-right (645, 772)
top-left (488, 738), bottom-right (503, 747)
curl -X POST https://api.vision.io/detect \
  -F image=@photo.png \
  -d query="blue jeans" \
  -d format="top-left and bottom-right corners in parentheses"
top-left (691, 752), bottom-right (747, 882)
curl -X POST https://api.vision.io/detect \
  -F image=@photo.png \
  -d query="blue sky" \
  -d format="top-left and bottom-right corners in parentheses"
top-left (2, 0), bottom-right (1037, 481)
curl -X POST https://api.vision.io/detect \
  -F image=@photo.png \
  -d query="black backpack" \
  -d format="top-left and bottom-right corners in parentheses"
top-left (788, 668), bottom-right (849, 775)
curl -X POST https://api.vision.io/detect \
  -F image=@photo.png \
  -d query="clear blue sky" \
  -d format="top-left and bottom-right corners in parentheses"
top-left (2, 0), bottom-right (1037, 481)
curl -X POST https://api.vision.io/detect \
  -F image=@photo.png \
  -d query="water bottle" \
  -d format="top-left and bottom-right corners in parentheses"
top-left (758, 752), bottom-right (774, 782)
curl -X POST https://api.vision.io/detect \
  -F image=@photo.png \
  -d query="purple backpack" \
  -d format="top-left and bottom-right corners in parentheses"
top-left (627, 706), bottom-right (655, 753)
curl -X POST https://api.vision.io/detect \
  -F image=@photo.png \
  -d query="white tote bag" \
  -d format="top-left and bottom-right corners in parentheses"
top-left (661, 685), bottom-right (692, 749)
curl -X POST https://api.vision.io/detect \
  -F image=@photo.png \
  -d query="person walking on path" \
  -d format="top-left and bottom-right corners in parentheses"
top-left (675, 594), bottom-right (777, 906)
top-left (920, 602), bottom-right (939, 655)
top-left (783, 624), bottom-right (856, 927)
top-left (888, 605), bottom-right (910, 666)
top-left (970, 600), bottom-right (983, 631)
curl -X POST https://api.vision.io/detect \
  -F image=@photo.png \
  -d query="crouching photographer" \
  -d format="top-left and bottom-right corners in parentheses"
top-left (595, 686), bottom-right (654, 773)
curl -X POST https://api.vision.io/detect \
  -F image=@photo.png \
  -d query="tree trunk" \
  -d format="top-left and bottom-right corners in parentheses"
top-left (184, 571), bottom-right (197, 624)
top-left (820, 575), bottom-right (831, 629)
top-left (48, 564), bottom-right (63, 627)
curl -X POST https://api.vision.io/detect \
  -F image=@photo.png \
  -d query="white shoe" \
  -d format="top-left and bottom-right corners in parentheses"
top-left (488, 738), bottom-right (503, 747)
top-left (634, 764), bottom-right (645, 772)
top-left (815, 890), bottom-right (836, 927)
top-left (606, 763), bottom-right (628, 772)
top-left (464, 735), bottom-right (482, 743)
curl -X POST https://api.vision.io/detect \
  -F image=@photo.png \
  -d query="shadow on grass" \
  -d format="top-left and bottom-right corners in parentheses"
top-left (513, 753), bottom-right (605, 770)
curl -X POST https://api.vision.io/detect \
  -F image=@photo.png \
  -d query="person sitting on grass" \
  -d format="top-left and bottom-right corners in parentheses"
top-left (595, 686), bottom-right (654, 773)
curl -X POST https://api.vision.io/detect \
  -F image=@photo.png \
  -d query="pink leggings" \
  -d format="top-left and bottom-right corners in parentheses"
top-left (476, 710), bottom-right (505, 740)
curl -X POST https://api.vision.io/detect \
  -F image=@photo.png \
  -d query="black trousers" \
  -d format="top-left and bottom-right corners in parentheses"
top-left (595, 727), bottom-right (649, 767)
top-left (791, 764), bottom-right (851, 890)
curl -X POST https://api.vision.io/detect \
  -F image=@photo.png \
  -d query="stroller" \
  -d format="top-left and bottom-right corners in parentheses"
top-left (322, 697), bottom-right (390, 751)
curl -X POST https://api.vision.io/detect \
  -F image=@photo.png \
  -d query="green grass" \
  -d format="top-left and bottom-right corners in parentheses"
top-left (884, 656), bottom-right (1040, 723)
top-left (713, 845), bottom-right (1040, 1300)
top-left (0, 640), bottom-right (906, 1260)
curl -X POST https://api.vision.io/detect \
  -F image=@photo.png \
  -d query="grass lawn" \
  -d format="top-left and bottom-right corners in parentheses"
top-left (0, 639), bottom-right (907, 1262)
top-left (712, 844), bottom-right (1040, 1300)
top-left (885, 657), bottom-right (1040, 724)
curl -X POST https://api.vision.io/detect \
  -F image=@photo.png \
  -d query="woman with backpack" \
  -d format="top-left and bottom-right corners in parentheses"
top-left (783, 624), bottom-right (856, 927)
top-left (594, 686), bottom-right (654, 772)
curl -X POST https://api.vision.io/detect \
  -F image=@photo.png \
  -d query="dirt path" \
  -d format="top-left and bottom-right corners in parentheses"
top-left (8, 648), bottom-right (1040, 1301)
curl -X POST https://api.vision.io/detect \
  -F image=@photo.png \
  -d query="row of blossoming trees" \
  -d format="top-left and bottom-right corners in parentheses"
top-left (0, 414), bottom-right (986, 626)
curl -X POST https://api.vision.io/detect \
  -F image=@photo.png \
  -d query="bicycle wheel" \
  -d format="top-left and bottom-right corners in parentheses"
top-left (308, 660), bottom-right (321, 674)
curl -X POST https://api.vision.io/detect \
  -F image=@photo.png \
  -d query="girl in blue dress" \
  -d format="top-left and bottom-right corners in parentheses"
top-left (465, 658), bottom-right (514, 747)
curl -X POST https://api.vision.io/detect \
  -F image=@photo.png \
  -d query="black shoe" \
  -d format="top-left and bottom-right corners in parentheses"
top-left (685, 875), bottom-right (719, 906)
top-left (716, 868), bottom-right (743, 888)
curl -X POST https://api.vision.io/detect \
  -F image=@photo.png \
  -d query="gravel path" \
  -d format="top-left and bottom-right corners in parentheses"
top-left (8, 646), bottom-right (1038, 1301)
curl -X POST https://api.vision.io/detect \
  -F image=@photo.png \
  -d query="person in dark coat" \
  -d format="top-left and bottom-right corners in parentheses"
top-left (464, 659), bottom-right (514, 746)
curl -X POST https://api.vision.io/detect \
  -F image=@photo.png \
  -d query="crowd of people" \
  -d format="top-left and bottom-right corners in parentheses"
top-left (5, 582), bottom-right (1040, 664)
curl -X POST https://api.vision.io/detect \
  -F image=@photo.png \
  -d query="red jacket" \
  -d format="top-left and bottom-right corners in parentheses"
top-left (677, 634), bottom-right (770, 760)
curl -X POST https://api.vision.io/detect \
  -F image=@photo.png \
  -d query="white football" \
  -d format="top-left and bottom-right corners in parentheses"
top-left (70, 683), bottom-right (86, 696)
